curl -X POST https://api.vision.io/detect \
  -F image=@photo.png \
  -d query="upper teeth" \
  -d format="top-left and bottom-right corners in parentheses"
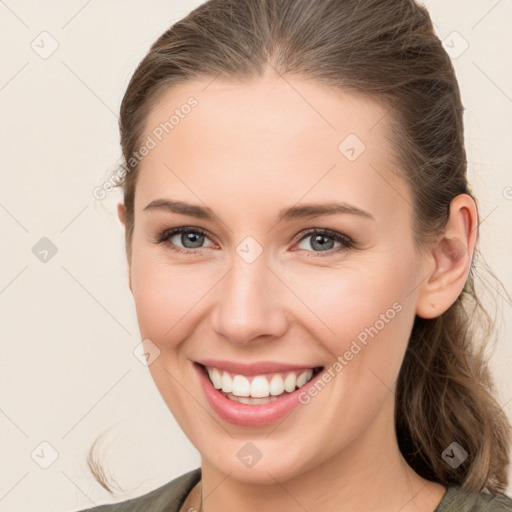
top-left (206, 366), bottom-right (315, 398)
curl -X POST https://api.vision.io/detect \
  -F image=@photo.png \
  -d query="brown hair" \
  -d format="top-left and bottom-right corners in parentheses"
top-left (91, 0), bottom-right (511, 495)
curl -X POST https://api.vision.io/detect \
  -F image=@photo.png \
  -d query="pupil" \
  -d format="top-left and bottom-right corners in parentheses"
top-left (183, 232), bottom-right (204, 248)
top-left (312, 234), bottom-right (333, 251)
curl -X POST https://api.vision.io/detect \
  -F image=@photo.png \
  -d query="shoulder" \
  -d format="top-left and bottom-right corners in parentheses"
top-left (435, 486), bottom-right (512, 512)
top-left (72, 467), bottom-right (201, 512)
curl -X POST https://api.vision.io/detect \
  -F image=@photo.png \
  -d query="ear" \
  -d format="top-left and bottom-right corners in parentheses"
top-left (117, 202), bottom-right (133, 293)
top-left (416, 194), bottom-right (478, 319)
top-left (117, 202), bottom-right (126, 226)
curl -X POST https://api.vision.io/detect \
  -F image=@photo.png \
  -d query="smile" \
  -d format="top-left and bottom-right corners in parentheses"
top-left (195, 361), bottom-right (325, 427)
top-left (205, 365), bottom-right (321, 404)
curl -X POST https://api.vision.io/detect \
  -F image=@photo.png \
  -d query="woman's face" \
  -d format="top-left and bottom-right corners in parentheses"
top-left (124, 71), bottom-right (429, 483)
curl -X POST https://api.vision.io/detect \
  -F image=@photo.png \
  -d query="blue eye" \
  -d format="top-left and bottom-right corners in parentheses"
top-left (294, 228), bottom-right (354, 257)
top-left (156, 227), bottom-right (354, 257)
top-left (157, 227), bottom-right (214, 254)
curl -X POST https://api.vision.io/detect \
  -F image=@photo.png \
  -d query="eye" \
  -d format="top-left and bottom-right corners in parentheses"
top-left (155, 226), bottom-right (355, 257)
top-left (293, 228), bottom-right (354, 257)
top-left (156, 226), bottom-right (215, 255)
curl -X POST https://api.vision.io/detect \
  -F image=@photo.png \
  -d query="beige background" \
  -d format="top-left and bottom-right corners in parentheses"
top-left (0, 1), bottom-right (511, 511)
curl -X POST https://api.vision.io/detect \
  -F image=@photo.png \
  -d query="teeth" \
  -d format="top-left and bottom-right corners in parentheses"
top-left (227, 393), bottom-right (280, 404)
top-left (220, 372), bottom-right (232, 393)
top-left (232, 375), bottom-right (250, 397)
top-left (209, 367), bottom-right (222, 389)
top-left (297, 369), bottom-right (313, 388)
top-left (206, 366), bottom-right (316, 399)
top-left (269, 374), bottom-right (284, 396)
top-left (250, 376), bottom-right (269, 398)
top-left (284, 373), bottom-right (297, 392)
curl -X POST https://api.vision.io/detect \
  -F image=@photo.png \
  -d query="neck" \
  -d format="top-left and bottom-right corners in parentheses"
top-left (195, 395), bottom-right (446, 512)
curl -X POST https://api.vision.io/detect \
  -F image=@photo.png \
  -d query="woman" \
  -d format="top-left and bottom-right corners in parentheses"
top-left (78, 0), bottom-right (512, 510)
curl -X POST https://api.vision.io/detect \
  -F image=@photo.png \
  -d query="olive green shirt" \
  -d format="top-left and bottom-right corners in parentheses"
top-left (75, 468), bottom-right (512, 511)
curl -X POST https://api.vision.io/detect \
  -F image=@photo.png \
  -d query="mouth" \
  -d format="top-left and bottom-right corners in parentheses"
top-left (194, 358), bottom-right (326, 426)
top-left (200, 364), bottom-right (324, 405)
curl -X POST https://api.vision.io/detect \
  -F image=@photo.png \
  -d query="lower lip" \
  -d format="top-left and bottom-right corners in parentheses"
top-left (195, 363), bottom-right (322, 427)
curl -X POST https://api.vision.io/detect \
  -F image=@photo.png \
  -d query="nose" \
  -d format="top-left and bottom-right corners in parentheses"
top-left (210, 251), bottom-right (289, 347)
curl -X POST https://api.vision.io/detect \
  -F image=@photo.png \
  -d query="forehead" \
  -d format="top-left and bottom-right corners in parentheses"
top-left (134, 73), bottom-right (411, 226)
top-left (143, 73), bottom-right (393, 159)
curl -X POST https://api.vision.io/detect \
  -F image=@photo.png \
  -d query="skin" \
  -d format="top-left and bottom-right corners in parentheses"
top-left (117, 66), bottom-right (477, 512)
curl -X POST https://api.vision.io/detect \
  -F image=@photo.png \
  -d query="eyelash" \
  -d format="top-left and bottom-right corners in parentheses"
top-left (155, 226), bottom-right (355, 258)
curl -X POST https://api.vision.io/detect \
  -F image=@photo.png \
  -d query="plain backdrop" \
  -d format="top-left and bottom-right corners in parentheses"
top-left (0, 1), bottom-right (511, 511)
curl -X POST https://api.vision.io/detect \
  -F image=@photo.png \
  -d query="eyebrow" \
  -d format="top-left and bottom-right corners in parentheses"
top-left (143, 198), bottom-right (374, 222)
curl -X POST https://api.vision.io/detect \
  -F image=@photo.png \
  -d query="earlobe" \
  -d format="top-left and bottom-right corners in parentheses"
top-left (416, 194), bottom-right (478, 319)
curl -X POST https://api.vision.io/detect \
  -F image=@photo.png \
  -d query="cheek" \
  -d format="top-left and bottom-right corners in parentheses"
top-left (130, 252), bottom-right (208, 426)
top-left (281, 251), bottom-right (418, 391)
top-left (130, 248), bottom-right (216, 344)
top-left (287, 255), bottom-right (415, 345)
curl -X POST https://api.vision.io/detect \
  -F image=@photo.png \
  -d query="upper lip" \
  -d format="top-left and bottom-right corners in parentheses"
top-left (196, 359), bottom-right (323, 376)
